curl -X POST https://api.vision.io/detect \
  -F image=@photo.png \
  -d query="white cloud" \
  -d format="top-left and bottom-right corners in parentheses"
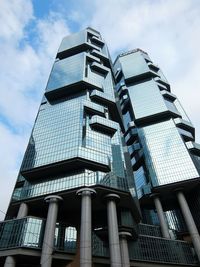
top-left (0, 0), bottom-right (33, 41)
top-left (36, 12), bottom-right (70, 57)
top-left (0, 0), bottom-right (200, 220)
top-left (0, 0), bottom-right (70, 219)
top-left (0, 123), bottom-right (28, 219)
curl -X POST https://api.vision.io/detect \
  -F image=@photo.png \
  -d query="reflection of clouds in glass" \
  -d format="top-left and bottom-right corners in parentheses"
top-left (140, 119), bottom-right (198, 186)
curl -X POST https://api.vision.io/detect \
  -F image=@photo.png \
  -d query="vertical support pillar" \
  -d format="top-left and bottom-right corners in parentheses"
top-left (104, 194), bottom-right (122, 267)
top-left (153, 195), bottom-right (170, 239)
top-left (176, 191), bottom-right (200, 262)
top-left (76, 188), bottom-right (96, 267)
top-left (119, 232), bottom-right (132, 267)
top-left (40, 195), bottom-right (63, 267)
top-left (4, 203), bottom-right (29, 266)
top-left (17, 202), bottom-right (28, 219)
top-left (4, 256), bottom-right (16, 267)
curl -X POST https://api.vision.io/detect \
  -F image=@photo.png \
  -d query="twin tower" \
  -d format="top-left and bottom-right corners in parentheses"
top-left (1, 27), bottom-right (200, 267)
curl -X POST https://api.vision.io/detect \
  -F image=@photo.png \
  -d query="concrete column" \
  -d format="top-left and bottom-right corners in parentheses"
top-left (4, 256), bottom-right (16, 267)
top-left (153, 196), bottom-right (170, 239)
top-left (76, 188), bottom-right (96, 267)
top-left (119, 232), bottom-right (132, 267)
top-left (176, 191), bottom-right (200, 262)
top-left (40, 195), bottom-right (63, 267)
top-left (4, 203), bottom-right (28, 266)
top-left (104, 194), bottom-right (122, 267)
top-left (17, 202), bottom-right (28, 219)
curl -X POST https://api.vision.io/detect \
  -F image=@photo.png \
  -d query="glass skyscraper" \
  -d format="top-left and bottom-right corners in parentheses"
top-left (0, 28), bottom-right (200, 267)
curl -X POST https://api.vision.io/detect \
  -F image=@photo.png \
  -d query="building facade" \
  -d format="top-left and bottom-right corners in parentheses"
top-left (0, 28), bottom-right (200, 267)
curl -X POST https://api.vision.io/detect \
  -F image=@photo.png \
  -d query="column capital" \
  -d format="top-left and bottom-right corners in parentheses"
top-left (76, 187), bottom-right (96, 197)
top-left (44, 195), bottom-right (63, 203)
top-left (174, 188), bottom-right (184, 194)
top-left (150, 193), bottom-right (160, 199)
top-left (104, 193), bottom-right (120, 203)
top-left (119, 231), bottom-right (132, 239)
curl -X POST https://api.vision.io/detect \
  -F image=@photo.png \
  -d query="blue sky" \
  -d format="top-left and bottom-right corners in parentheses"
top-left (0, 0), bottom-right (200, 219)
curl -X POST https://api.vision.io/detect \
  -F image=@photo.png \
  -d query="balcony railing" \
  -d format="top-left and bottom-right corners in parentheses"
top-left (0, 217), bottom-right (44, 250)
top-left (129, 235), bottom-right (197, 265)
top-left (12, 172), bottom-right (129, 202)
top-left (0, 218), bottom-right (197, 265)
top-left (138, 223), bottom-right (162, 237)
top-left (91, 232), bottom-right (197, 265)
top-left (92, 234), bottom-right (109, 257)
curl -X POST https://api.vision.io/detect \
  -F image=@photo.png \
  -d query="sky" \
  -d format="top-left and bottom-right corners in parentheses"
top-left (0, 0), bottom-right (200, 220)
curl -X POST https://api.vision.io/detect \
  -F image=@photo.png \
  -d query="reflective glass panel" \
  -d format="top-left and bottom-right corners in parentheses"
top-left (46, 53), bottom-right (85, 92)
top-left (128, 80), bottom-right (168, 120)
top-left (138, 119), bottom-right (199, 186)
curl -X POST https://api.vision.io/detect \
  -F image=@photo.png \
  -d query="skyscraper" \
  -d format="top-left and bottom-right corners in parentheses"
top-left (0, 28), bottom-right (200, 267)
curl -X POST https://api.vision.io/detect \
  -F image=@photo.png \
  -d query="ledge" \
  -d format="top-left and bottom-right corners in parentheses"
top-left (90, 62), bottom-right (109, 74)
top-left (90, 115), bottom-right (118, 135)
top-left (186, 141), bottom-right (200, 156)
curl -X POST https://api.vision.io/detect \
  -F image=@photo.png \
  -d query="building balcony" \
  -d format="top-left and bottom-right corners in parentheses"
top-left (138, 223), bottom-right (162, 237)
top-left (12, 172), bottom-right (129, 202)
top-left (90, 90), bottom-right (115, 106)
top-left (120, 94), bottom-right (128, 106)
top-left (125, 69), bottom-right (160, 84)
top-left (90, 62), bottom-right (109, 75)
top-left (0, 218), bottom-right (197, 266)
top-left (21, 146), bottom-right (111, 180)
top-left (147, 62), bottom-right (160, 72)
top-left (125, 127), bottom-right (138, 146)
top-left (0, 217), bottom-right (44, 250)
top-left (131, 149), bottom-right (144, 170)
top-left (128, 143), bottom-right (141, 157)
top-left (90, 49), bottom-right (110, 66)
top-left (118, 85), bottom-right (128, 98)
top-left (92, 226), bottom-right (197, 265)
top-left (154, 77), bottom-right (170, 90)
top-left (174, 118), bottom-right (195, 136)
top-left (116, 80), bottom-right (126, 92)
top-left (161, 90), bottom-right (177, 101)
top-left (91, 36), bottom-right (105, 46)
top-left (129, 235), bottom-right (197, 265)
top-left (89, 115), bottom-right (118, 135)
top-left (186, 141), bottom-right (200, 156)
top-left (57, 41), bottom-right (101, 60)
top-left (178, 128), bottom-right (194, 142)
top-left (83, 100), bottom-right (105, 116)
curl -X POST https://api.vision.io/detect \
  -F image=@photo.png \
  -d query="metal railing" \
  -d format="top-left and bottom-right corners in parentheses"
top-left (0, 217), bottom-right (197, 265)
top-left (12, 172), bottom-right (129, 202)
top-left (0, 217), bottom-right (44, 250)
top-left (129, 235), bottom-right (197, 265)
top-left (138, 223), bottom-right (162, 237)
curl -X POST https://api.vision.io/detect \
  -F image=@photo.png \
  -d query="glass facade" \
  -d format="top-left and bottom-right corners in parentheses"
top-left (114, 48), bottom-right (200, 236)
top-left (0, 217), bottom-right (44, 249)
top-left (115, 51), bottom-right (152, 81)
top-left (128, 80), bottom-right (168, 120)
top-left (2, 28), bottom-right (200, 266)
top-left (4, 29), bottom-right (141, 266)
top-left (0, 216), bottom-right (195, 265)
top-left (115, 49), bottom-right (200, 189)
top-left (139, 119), bottom-right (199, 186)
top-left (46, 53), bottom-right (85, 92)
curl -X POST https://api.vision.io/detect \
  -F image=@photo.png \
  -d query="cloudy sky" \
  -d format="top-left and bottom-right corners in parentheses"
top-left (0, 0), bottom-right (200, 220)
